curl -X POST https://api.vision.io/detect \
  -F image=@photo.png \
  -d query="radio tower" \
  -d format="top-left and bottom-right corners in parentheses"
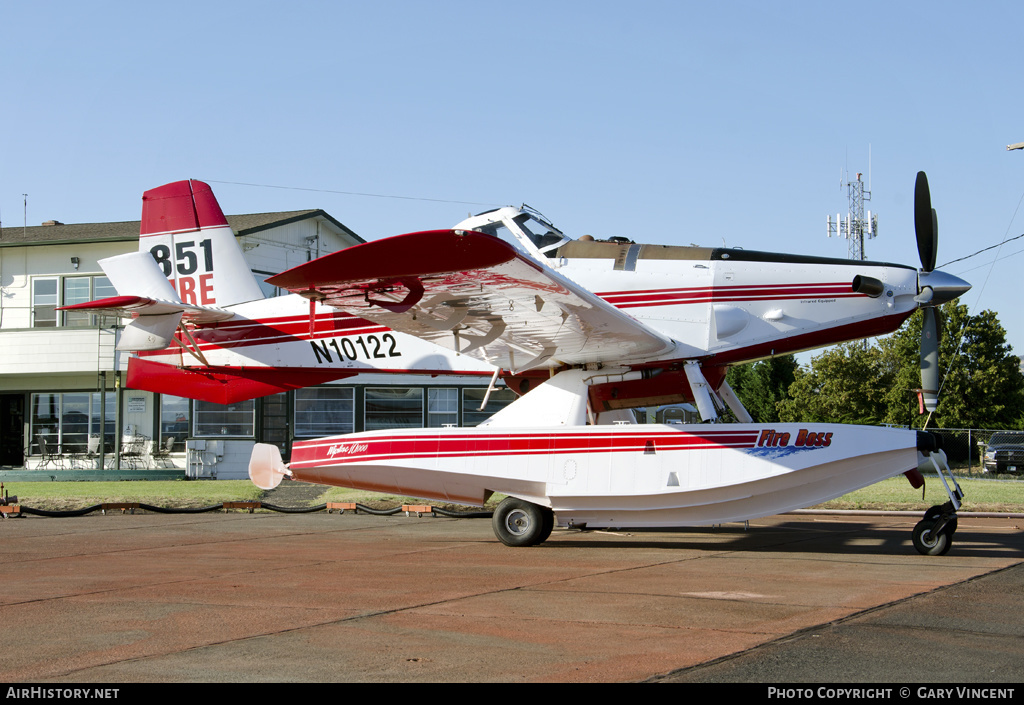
top-left (827, 171), bottom-right (878, 260)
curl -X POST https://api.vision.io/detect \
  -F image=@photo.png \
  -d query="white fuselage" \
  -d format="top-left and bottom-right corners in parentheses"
top-left (144, 249), bottom-right (920, 376)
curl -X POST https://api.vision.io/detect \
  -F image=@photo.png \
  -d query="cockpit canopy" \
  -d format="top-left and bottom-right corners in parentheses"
top-left (454, 205), bottom-right (572, 258)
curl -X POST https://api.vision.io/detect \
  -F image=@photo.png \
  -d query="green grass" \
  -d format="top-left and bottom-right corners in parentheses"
top-left (0, 480), bottom-right (264, 511)
top-left (814, 476), bottom-right (1024, 513)
top-left (3, 475), bottom-right (1022, 513)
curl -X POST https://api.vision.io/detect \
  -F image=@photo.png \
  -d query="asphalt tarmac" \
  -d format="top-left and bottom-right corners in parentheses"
top-left (1, 509), bottom-right (1021, 684)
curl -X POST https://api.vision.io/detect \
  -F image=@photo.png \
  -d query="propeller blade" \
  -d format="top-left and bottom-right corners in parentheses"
top-left (915, 171), bottom-right (937, 273)
top-left (920, 307), bottom-right (939, 413)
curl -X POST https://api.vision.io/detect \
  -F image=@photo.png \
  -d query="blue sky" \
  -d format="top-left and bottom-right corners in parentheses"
top-left (4, 0), bottom-right (1024, 357)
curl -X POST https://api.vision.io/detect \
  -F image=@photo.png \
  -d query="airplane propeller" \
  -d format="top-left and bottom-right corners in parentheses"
top-left (914, 171), bottom-right (941, 413)
top-left (915, 171), bottom-right (938, 275)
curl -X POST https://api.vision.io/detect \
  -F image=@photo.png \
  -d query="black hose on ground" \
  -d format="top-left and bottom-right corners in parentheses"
top-left (259, 502), bottom-right (328, 514)
top-left (18, 505), bottom-right (105, 518)
top-left (137, 503), bottom-right (223, 514)
top-left (352, 504), bottom-right (403, 516)
top-left (6, 501), bottom-right (492, 518)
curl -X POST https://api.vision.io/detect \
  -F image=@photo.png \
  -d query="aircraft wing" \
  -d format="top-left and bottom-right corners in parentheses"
top-left (268, 230), bottom-right (675, 372)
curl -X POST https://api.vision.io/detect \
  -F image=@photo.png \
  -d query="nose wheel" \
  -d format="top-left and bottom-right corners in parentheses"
top-left (912, 502), bottom-right (957, 556)
top-left (912, 438), bottom-right (964, 556)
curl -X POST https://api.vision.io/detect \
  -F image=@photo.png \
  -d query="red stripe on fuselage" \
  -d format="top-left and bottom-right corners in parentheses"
top-left (288, 429), bottom-right (761, 468)
top-left (142, 282), bottom-right (864, 356)
top-left (137, 311), bottom-right (389, 356)
top-left (598, 282), bottom-right (859, 308)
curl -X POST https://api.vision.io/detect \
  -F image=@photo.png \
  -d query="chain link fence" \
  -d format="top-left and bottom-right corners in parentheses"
top-left (927, 428), bottom-right (1024, 477)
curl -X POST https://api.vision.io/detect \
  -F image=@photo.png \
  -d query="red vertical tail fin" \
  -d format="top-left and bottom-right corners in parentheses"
top-left (138, 180), bottom-right (263, 307)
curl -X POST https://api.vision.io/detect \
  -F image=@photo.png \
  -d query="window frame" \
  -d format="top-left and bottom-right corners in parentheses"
top-left (31, 274), bottom-right (115, 328)
top-left (363, 387), bottom-right (425, 432)
top-left (294, 387), bottom-right (355, 438)
top-left (192, 399), bottom-right (256, 438)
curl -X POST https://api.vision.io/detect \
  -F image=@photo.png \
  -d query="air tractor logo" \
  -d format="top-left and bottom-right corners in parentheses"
top-left (327, 443), bottom-right (369, 458)
top-left (757, 429), bottom-right (833, 448)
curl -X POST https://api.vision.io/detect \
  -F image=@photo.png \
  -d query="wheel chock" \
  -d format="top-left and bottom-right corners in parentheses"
top-left (101, 503), bottom-right (140, 515)
top-left (402, 504), bottom-right (434, 517)
top-left (223, 502), bottom-right (261, 514)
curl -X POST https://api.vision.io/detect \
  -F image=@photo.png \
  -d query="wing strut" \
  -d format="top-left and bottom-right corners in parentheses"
top-left (683, 361), bottom-right (725, 422)
top-left (477, 369), bottom-right (502, 411)
top-left (718, 379), bottom-right (753, 423)
top-left (171, 324), bottom-right (211, 367)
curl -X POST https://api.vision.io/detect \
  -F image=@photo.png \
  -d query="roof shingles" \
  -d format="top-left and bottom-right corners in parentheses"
top-left (0, 210), bottom-right (362, 246)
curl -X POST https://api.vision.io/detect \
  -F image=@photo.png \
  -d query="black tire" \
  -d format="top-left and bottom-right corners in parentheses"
top-left (912, 518), bottom-right (952, 556)
top-left (538, 507), bottom-right (555, 544)
top-left (492, 497), bottom-right (552, 547)
top-left (922, 505), bottom-right (958, 546)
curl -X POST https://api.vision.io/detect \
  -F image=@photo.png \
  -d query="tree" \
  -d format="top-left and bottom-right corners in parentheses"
top-left (777, 343), bottom-right (891, 425)
top-left (879, 303), bottom-right (1024, 429)
top-left (727, 355), bottom-right (797, 423)
top-left (777, 303), bottom-right (1024, 430)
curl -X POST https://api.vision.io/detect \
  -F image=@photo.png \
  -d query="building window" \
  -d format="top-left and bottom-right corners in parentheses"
top-left (193, 400), bottom-right (255, 437)
top-left (254, 271), bottom-right (281, 298)
top-left (31, 278), bottom-right (58, 327)
top-left (462, 388), bottom-right (517, 427)
top-left (159, 395), bottom-right (190, 451)
top-left (364, 388), bottom-right (423, 431)
top-left (427, 388), bottom-right (458, 427)
top-left (29, 392), bottom-right (115, 454)
top-left (32, 275), bottom-right (115, 327)
top-left (62, 276), bottom-right (115, 326)
top-left (295, 387), bottom-right (354, 437)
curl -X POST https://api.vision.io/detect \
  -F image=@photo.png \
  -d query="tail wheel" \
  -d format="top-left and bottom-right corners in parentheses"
top-left (492, 497), bottom-right (553, 547)
top-left (912, 517), bottom-right (953, 556)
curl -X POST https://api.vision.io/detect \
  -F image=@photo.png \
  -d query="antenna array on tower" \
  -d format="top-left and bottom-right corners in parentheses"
top-left (826, 172), bottom-right (878, 261)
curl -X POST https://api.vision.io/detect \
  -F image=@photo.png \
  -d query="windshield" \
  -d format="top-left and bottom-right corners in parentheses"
top-left (989, 432), bottom-right (1024, 446)
top-left (514, 214), bottom-right (567, 254)
top-left (473, 221), bottom-right (527, 253)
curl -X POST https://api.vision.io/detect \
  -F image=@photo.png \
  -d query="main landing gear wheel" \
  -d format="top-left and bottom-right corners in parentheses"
top-left (912, 503), bottom-right (957, 556)
top-left (492, 497), bottom-right (554, 547)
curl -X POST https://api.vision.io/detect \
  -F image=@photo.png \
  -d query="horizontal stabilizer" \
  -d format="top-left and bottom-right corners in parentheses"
top-left (59, 295), bottom-right (233, 325)
top-left (103, 251), bottom-right (180, 301)
top-left (58, 246), bottom-right (235, 352)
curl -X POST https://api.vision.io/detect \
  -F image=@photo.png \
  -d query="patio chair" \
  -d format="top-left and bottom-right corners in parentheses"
top-left (119, 434), bottom-right (149, 470)
top-left (151, 435), bottom-right (176, 468)
top-left (69, 435), bottom-right (102, 469)
top-left (35, 435), bottom-right (65, 470)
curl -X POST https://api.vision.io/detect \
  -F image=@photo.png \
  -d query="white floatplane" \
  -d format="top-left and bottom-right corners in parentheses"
top-left (64, 175), bottom-right (969, 554)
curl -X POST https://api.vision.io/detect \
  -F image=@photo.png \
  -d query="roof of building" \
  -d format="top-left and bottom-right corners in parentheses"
top-left (0, 209), bottom-right (363, 247)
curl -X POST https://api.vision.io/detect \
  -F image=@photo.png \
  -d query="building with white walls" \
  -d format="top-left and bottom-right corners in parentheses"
top-left (0, 208), bottom-right (515, 481)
